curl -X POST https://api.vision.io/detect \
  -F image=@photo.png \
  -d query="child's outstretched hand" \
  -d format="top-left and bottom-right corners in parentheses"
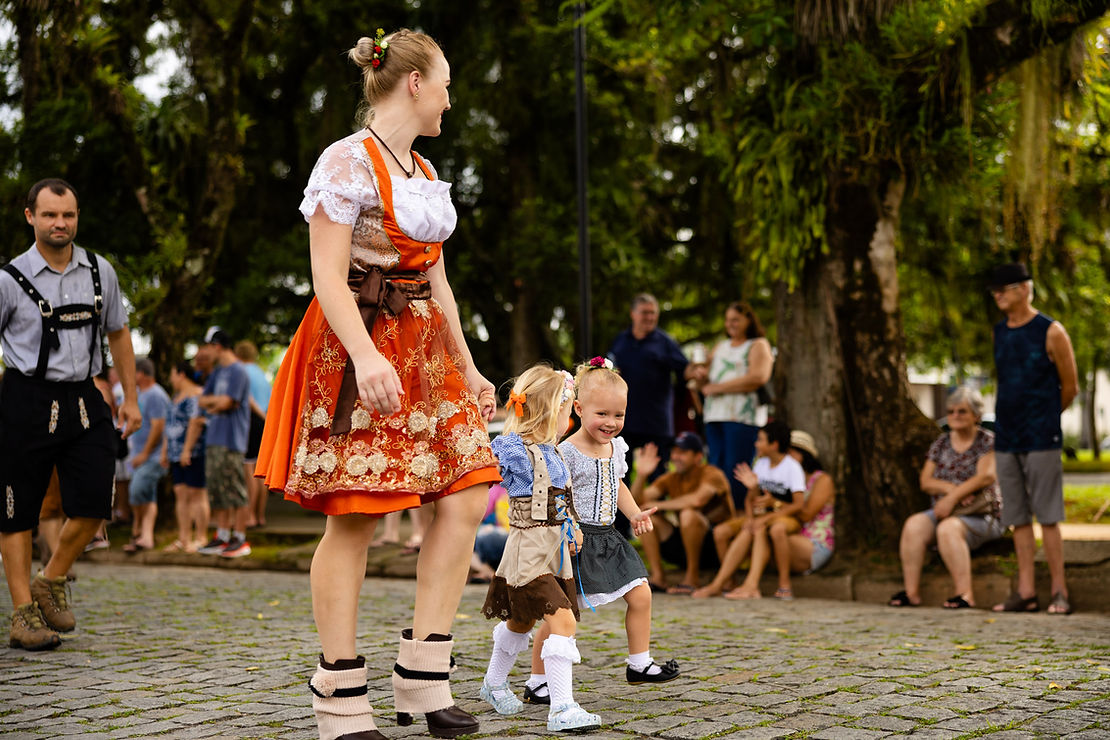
top-left (733, 462), bottom-right (758, 489)
top-left (630, 507), bottom-right (656, 536)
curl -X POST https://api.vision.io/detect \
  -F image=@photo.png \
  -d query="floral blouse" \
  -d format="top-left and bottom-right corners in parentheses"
top-left (925, 428), bottom-right (1001, 518)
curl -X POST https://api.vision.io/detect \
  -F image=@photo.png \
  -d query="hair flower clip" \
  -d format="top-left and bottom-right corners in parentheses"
top-left (588, 356), bottom-right (614, 370)
top-left (559, 370), bottom-right (575, 404)
top-left (371, 28), bottom-right (389, 68)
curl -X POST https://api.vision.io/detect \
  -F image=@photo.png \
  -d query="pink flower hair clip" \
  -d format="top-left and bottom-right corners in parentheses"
top-left (559, 370), bottom-right (575, 404)
top-left (588, 356), bottom-right (614, 370)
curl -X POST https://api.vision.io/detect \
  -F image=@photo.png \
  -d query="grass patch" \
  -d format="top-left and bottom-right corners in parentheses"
top-left (1063, 484), bottom-right (1110, 522)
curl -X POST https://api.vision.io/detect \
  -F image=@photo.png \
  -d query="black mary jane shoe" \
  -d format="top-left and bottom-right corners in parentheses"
top-left (336, 732), bottom-right (387, 740)
top-left (523, 682), bottom-right (551, 705)
top-left (397, 705), bottom-right (479, 739)
top-left (626, 658), bottom-right (681, 685)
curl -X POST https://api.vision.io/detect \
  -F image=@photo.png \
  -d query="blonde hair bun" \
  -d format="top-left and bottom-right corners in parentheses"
top-left (348, 37), bottom-right (377, 69)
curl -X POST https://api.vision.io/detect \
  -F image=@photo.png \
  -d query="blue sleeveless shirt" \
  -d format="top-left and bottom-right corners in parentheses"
top-left (993, 312), bottom-right (1062, 452)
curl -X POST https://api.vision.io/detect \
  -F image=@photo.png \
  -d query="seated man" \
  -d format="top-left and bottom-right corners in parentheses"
top-left (633, 431), bottom-right (734, 593)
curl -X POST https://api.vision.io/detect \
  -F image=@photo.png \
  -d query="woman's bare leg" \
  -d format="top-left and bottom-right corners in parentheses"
top-left (311, 513), bottom-right (377, 662)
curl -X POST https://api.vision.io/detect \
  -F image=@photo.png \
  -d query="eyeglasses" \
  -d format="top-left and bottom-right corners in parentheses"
top-left (989, 282), bottom-right (1024, 295)
top-left (946, 408), bottom-right (971, 416)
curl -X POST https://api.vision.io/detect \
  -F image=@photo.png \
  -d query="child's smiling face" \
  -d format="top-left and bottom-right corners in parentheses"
top-left (573, 384), bottom-right (627, 446)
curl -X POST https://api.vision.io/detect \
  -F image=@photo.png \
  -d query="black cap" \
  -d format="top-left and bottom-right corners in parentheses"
top-left (987, 263), bottom-right (1031, 289)
top-left (203, 325), bottom-right (233, 348)
top-left (674, 431), bottom-right (704, 454)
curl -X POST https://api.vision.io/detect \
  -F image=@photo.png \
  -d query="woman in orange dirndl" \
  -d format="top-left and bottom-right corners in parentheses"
top-left (255, 29), bottom-right (498, 740)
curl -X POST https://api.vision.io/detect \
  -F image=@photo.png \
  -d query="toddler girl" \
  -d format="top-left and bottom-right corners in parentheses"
top-left (479, 365), bottom-right (601, 733)
top-left (524, 358), bottom-right (680, 704)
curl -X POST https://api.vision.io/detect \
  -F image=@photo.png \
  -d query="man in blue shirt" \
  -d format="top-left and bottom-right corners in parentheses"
top-left (235, 339), bottom-right (271, 528)
top-left (989, 263), bottom-right (1078, 615)
top-left (197, 328), bottom-right (252, 558)
top-left (125, 358), bottom-right (171, 553)
top-left (0, 178), bottom-right (141, 650)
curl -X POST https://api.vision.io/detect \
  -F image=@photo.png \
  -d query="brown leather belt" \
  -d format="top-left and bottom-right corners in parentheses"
top-left (330, 267), bottom-right (431, 436)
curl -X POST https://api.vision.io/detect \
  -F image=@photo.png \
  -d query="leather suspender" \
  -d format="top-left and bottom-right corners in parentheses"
top-left (2, 254), bottom-right (104, 380)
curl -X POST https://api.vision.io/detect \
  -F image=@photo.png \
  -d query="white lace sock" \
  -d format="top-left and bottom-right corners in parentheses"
top-left (542, 634), bottom-right (580, 709)
top-left (483, 622), bottom-right (531, 687)
top-left (627, 651), bottom-right (661, 674)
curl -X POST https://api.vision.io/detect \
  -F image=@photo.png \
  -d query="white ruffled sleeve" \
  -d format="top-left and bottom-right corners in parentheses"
top-left (299, 136), bottom-right (381, 225)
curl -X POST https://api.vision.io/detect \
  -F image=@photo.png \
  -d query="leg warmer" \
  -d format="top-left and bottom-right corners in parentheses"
top-left (309, 656), bottom-right (377, 740)
top-left (392, 629), bottom-right (455, 714)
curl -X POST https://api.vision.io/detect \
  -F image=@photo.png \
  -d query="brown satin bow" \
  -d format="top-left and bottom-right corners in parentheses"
top-left (330, 267), bottom-right (430, 436)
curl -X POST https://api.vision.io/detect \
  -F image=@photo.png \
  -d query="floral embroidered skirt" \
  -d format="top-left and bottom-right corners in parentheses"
top-left (256, 296), bottom-right (500, 516)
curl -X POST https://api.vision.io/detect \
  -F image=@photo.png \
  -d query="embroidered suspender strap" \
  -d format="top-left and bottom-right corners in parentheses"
top-left (85, 255), bottom-right (103, 378)
top-left (524, 443), bottom-right (551, 522)
top-left (552, 446), bottom-right (580, 521)
top-left (330, 266), bottom-right (431, 436)
top-left (1, 258), bottom-right (105, 380)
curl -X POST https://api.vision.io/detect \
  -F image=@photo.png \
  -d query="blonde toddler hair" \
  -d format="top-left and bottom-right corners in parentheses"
top-left (573, 360), bottom-right (627, 402)
top-left (503, 365), bottom-right (571, 445)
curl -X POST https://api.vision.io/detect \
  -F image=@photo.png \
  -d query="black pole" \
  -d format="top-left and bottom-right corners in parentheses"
top-left (574, 3), bottom-right (592, 360)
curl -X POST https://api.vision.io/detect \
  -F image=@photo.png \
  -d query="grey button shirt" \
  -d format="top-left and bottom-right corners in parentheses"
top-left (0, 244), bottom-right (128, 382)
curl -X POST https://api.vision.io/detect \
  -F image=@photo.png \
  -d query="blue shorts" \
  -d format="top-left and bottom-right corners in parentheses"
top-left (170, 459), bottom-right (205, 489)
top-left (129, 458), bottom-right (166, 505)
top-left (806, 541), bottom-right (833, 574)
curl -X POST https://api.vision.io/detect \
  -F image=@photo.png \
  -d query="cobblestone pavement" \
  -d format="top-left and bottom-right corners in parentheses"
top-left (1, 563), bottom-right (1108, 739)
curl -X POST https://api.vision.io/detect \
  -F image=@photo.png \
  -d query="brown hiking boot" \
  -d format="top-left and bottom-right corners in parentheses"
top-left (9, 602), bottom-right (61, 651)
top-left (30, 572), bottom-right (75, 632)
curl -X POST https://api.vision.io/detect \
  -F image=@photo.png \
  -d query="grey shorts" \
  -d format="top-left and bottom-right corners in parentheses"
top-left (922, 509), bottom-right (1006, 550)
top-left (995, 450), bottom-right (1065, 527)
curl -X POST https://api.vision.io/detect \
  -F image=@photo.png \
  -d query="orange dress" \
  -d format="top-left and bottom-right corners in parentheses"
top-left (256, 135), bottom-right (500, 516)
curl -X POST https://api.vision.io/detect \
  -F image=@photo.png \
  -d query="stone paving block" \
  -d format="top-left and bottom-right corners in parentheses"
top-left (1024, 710), bottom-right (1101, 734)
top-left (715, 710), bottom-right (774, 728)
top-left (851, 715), bottom-right (918, 732)
top-left (900, 729), bottom-right (963, 740)
top-left (857, 681), bottom-right (901, 695)
top-left (810, 726), bottom-right (892, 739)
top-left (979, 732), bottom-right (1036, 740)
top-left (924, 693), bottom-right (1002, 713)
top-left (717, 728), bottom-right (793, 739)
top-left (658, 719), bottom-right (736, 739)
top-left (768, 711), bottom-right (842, 732)
top-left (1063, 730), bottom-right (1110, 739)
top-left (889, 704), bottom-right (957, 721)
top-left (620, 715), bottom-right (686, 734)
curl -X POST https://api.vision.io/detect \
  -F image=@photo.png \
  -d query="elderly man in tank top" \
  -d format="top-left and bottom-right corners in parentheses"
top-left (988, 263), bottom-right (1077, 615)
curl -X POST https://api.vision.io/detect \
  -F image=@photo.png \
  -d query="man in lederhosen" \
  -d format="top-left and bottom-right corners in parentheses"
top-left (0, 178), bottom-right (141, 650)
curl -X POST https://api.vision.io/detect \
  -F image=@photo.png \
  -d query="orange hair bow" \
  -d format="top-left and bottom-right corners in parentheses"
top-left (507, 391), bottom-right (526, 417)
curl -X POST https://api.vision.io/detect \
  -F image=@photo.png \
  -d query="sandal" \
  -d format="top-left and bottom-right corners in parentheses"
top-left (888, 590), bottom-right (919, 607)
top-left (993, 592), bottom-right (1039, 612)
top-left (162, 539), bottom-right (187, 553)
top-left (666, 583), bottom-right (696, 595)
top-left (1047, 592), bottom-right (1072, 615)
top-left (648, 581), bottom-right (667, 594)
top-left (773, 587), bottom-right (794, 601)
top-left (943, 595), bottom-right (972, 609)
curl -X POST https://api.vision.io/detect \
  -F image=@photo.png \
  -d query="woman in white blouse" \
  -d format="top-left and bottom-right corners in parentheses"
top-left (257, 29), bottom-right (498, 740)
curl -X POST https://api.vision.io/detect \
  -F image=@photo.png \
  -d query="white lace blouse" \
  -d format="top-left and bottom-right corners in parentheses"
top-left (299, 130), bottom-right (457, 244)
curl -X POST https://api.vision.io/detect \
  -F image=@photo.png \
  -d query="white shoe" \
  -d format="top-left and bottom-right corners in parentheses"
top-left (547, 702), bottom-right (601, 733)
top-left (479, 679), bottom-right (523, 715)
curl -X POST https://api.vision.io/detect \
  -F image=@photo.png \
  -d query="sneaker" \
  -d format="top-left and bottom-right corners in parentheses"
top-left (30, 573), bottom-right (75, 632)
top-left (523, 682), bottom-right (551, 705)
top-left (196, 537), bottom-right (228, 555)
top-left (9, 603), bottom-right (60, 651)
top-left (219, 537), bottom-right (251, 558)
top-left (479, 679), bottom-right (524, 715)
top-left (547, 702), bottom-right (601, 733)
top-left (84, 536), bottom-right (109, 552)
top-left (626, 658), bottom-right (680, 685)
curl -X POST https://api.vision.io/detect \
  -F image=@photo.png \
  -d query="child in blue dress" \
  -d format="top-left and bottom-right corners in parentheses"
top-left (523, 358), bottom-right (679, 706)
top-left (479, 364), bottom-right (601, 733)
